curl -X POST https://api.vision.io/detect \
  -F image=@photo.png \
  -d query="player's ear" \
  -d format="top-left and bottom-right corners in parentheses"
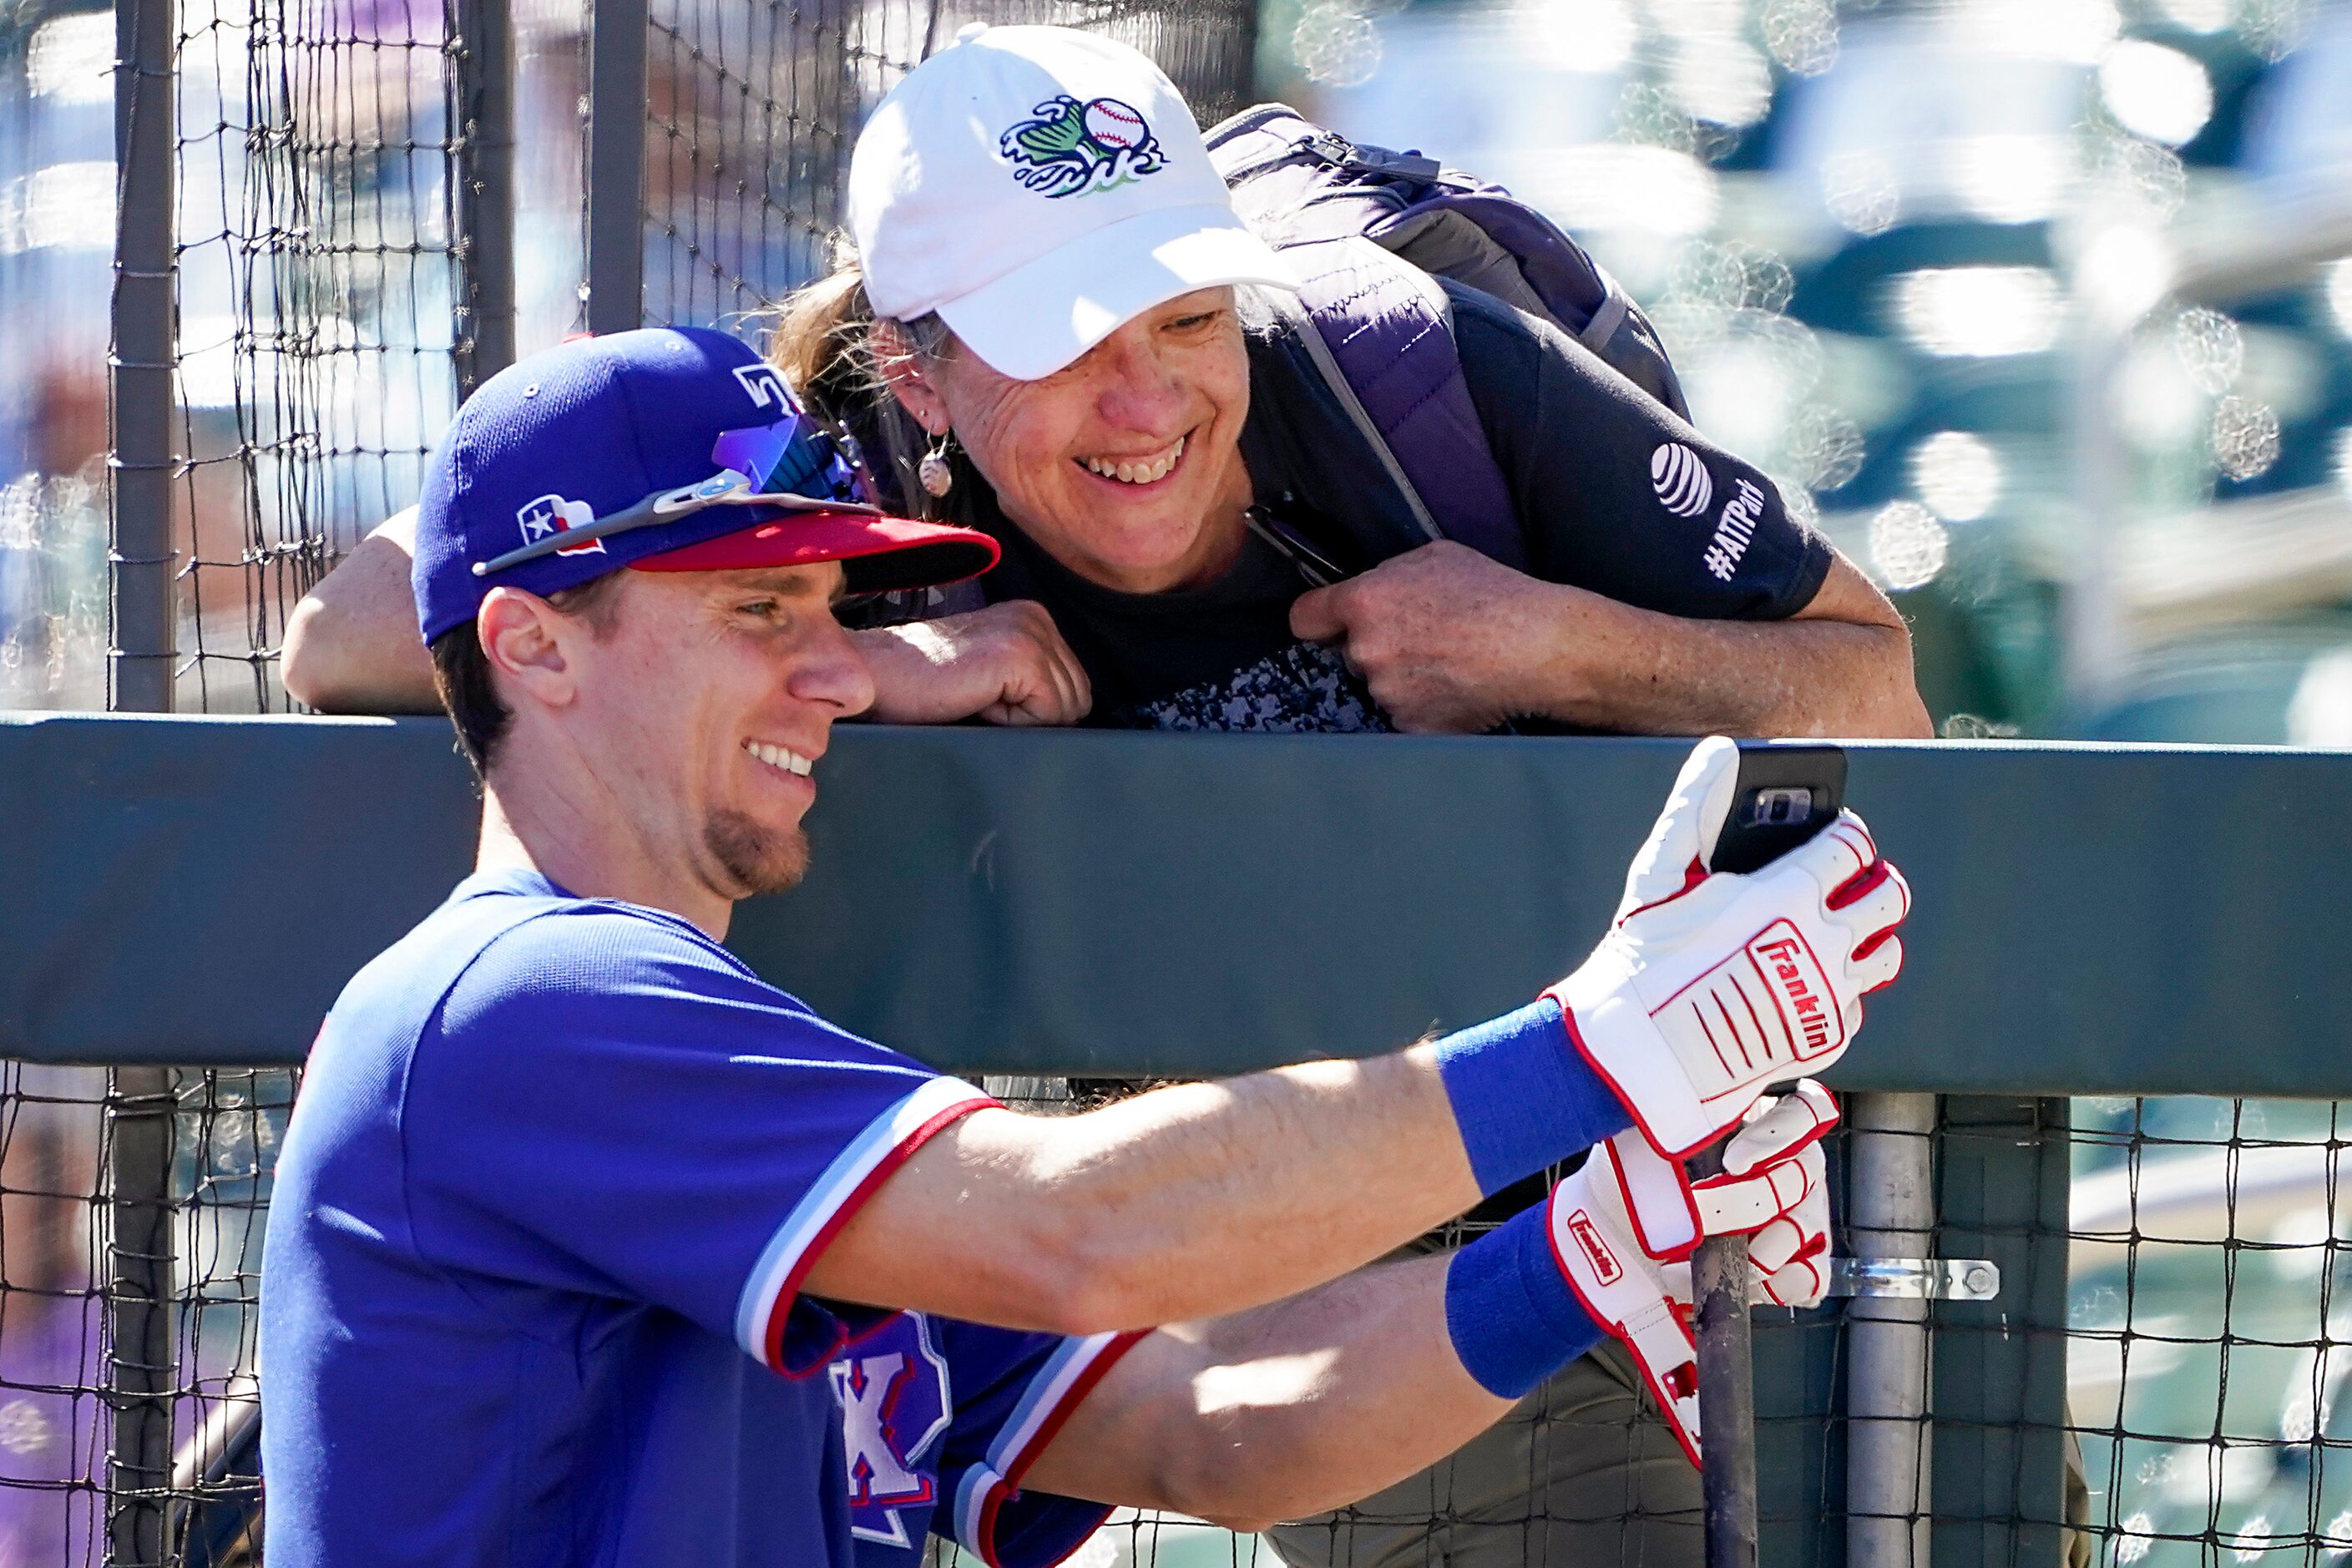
top-left (478, 587), bottom-right (579, 711)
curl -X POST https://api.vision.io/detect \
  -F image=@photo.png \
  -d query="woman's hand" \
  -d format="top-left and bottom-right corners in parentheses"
top-left (1289, 542), bottom-right (1580, 732)
top-left (1290, 541), bottom-right (1933, 739)
top-left (852, 599), bottom-right (1092, 727)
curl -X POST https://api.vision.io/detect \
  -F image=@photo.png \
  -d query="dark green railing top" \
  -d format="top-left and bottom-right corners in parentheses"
top-left (3, 713), bottom-right (2345, 1095)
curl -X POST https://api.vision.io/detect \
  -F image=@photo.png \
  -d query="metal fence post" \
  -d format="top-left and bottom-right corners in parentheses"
top-left (585, 0), bottom-right (647, 334)
top-left (107, 0), bottom-right (182, 1551)
top-left (453, 0), bottom-right (517, 393)
top-left (1849, 1091), bottom-right (1938, 1568)
top-left (103, 1069), bottom-right (178, 1567)
top-left (111, 0), bottom-right (175, 713)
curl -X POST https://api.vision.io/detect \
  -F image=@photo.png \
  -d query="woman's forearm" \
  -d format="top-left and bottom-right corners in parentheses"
top-left (1522, 549), bottom-right (1932, 739)
top-left (281, 508), bottom-right (442, 713)
top-left (1530, 593), bottom-right (1931, 739)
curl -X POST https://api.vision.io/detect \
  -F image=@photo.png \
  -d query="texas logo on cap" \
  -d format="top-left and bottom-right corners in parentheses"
top-left (999, 94), bottom-right (1166, 199)
top-left (517, 494), bottom-right (605, 557)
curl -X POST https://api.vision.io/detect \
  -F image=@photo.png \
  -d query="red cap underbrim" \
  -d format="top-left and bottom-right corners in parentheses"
top-left (629, 509), bottom-right (1000, 594)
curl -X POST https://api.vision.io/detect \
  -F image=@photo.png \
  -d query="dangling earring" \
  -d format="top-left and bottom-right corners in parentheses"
top-left (918, 431), bottom-right (956, 498)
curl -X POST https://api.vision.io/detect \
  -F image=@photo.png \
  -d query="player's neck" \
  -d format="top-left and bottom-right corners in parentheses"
top-left (473, 774), bottom-right (735, 940)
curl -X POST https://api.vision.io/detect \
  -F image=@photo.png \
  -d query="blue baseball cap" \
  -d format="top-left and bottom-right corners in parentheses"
top-left (412, 326), bottom-right (999, 642)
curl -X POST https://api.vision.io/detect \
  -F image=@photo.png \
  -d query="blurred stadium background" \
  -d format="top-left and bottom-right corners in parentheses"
top-left (2, 0), bottom-right (2350, 1560)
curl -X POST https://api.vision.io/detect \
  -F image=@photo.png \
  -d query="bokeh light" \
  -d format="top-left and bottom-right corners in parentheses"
top-left (2172, 307), bottom-right (2245, 394)
top-left (1960, 0), bottom-right (2121, 62)
top-left (1761, 0), bottom-right (1838, 73)
top-left (1788, 406), bottom-right (1866, 492)
top-left (25, 13), bottom-right (112, 103)
top-left (1869, 500), bottom-right (1950, 589)
top-left (2324, 260), bottom-right (2352, 339)
top-left (1293, 3), bottom-right (1383, 87)
top-left (0, 162), bottom-right (115, 255)
top-left (1912, 432), bottom-right (2004, 521)
top-left (2114, 336), bottom-right (2208, 450)
top-left (2152, 0), bottom-right (2230, 30)
top-left (1517, 0), bottom-right (1636, 71)
top-left (1667, 37), bottom-right (1774, 127)
top-left (2287, 650), bottom-right (2352, 748)
top-left (1819, 150), bottom-right (1899, 237)
top-left (2212, 396), bottom-right (2283, 481)
top-left (1890, 267), bottom-right (2065, 357)
top-left (2099, 41), bottom-right (2215, 148)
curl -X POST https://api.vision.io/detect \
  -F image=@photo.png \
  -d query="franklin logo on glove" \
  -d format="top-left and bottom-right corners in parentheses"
top-left (1565, 1211), bottom-right (1623, 1284)
top-left (1751, 928), bottom-right (1837, 1055)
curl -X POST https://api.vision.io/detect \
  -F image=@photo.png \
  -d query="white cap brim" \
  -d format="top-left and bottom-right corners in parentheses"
top-left (934, 204), bottom-right (1301, 382)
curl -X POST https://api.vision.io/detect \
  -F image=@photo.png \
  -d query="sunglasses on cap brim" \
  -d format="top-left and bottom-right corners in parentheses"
top-left (471, 412), bottom-right (879, 579)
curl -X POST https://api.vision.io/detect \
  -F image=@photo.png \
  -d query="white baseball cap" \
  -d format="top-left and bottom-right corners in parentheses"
top-left (847, 24), bottom-right (1300, 382)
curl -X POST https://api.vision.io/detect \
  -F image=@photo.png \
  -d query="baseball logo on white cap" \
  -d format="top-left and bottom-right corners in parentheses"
top-left (1651, 443), bottom-right (1713, 519)
top-left (999, 94), bottom-right (1167, 199)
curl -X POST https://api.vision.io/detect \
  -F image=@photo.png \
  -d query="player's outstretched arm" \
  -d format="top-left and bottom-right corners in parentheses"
top-left (809, 1045), bottom-right (1491, 1335)
top-left (1017, 1091), bottom-right (1837, 1532)
top-left (807, 739), bottom-right (1906, 1340)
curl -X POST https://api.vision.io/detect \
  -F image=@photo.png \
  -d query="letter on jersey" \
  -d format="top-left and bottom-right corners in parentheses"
top-left (827, 1314), bottom-right (953, 1548)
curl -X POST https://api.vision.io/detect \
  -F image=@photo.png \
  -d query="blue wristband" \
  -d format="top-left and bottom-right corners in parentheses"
top-left (1433, 999), bottom-right (1632, 1197)
top-left (1444, 1200), bottom-right (1607, 1399)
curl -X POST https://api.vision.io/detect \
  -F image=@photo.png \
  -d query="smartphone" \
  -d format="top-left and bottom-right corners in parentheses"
top-left (1707, 741), bottom-right (1847, 875)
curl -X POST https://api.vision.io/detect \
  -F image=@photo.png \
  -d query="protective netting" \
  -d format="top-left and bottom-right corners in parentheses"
top-left (0, 1065), bottom-right (286, 1567)
top-left (4, 1069), bottom-right (2349, 1565)
top-left (2067, 1098), bottom-right (2352, 1568)
top-left (640, 0), bottom-right (1256, 329)
top-left (166, 0), bottom-right (465, 711)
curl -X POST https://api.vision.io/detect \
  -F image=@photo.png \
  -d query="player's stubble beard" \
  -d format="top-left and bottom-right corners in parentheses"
top-left (705, 807), bottom-right (810, 898)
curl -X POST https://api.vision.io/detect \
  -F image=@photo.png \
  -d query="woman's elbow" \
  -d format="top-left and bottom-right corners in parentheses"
top-left (280, 594), bottom-right (341, 710)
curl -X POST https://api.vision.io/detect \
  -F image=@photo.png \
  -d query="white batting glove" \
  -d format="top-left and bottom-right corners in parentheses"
top-left (1544, 737), bottom-right (1909, 1160)
top-left (1545, 1085), bottom-right (1837, 1468)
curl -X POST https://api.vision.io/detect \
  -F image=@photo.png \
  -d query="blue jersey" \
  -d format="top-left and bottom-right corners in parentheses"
top-left (260, 869), bottom-right (1133, 1568)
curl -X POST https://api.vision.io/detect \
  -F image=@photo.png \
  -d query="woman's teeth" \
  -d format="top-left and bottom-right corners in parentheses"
top-left (1080, 436), bottom-right (1185, 485)
top-left (743, 740), bottom-right (813, 776)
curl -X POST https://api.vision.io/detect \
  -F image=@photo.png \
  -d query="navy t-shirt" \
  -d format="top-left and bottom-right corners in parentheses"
top-left (970, 279), bottom-right (1831, 730)
top-left (260, 869), bottom-right (1136, 1568)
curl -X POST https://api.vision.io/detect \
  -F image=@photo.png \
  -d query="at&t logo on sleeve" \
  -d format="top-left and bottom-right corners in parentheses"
top-left (1651, 442), bottom-right (1712, 519)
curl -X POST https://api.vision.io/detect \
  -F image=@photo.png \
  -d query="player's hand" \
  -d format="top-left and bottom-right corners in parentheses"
top-left (1662, 1083), bottom-right (1837, 1309)
top-left (852, 600), bottom-right (1091, 727)
top-left (1544, 737), bottom-right (1908, 1160)
top-left (1544, 1095), bottom-right (1828, 1467)
top-left (1601, 1080), bottom-right (1839, 1302)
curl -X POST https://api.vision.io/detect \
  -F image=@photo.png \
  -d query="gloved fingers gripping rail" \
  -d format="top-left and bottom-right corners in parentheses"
top-left (1660, 1168), bottom-right (1834, 1310)
top-left (1603, 1081), bottom-right (1839, 1262)
top-left (1545, 1111), bottom-right (1830, 1467)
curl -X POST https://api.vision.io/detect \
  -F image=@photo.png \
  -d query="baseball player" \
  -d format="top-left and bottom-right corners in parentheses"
top-left (256, 326), bottom-right (1909, 1566)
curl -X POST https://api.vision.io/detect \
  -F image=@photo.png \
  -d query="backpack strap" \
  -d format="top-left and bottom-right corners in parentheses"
top-left (1272, 236), bottom-right (1529, 572)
